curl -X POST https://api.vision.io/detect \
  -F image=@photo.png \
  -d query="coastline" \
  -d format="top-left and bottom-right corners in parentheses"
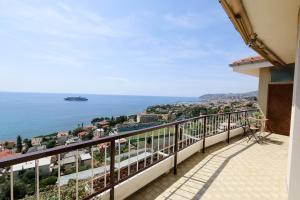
top-left (0, 92), bottom-right (197, 141)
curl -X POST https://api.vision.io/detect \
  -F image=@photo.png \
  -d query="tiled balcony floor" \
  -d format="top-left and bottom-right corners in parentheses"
top-left (126, 133), bottom-right (289, 200)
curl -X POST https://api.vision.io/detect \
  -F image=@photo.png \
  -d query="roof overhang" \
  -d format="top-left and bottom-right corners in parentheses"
top-left (220, 0), bottom-right (300, 67)
top-left (231, 60), bottom-right (273, 77)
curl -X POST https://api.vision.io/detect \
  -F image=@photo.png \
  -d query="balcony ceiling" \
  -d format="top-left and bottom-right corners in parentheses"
top-left (235, 0), bottom-right (300, 64)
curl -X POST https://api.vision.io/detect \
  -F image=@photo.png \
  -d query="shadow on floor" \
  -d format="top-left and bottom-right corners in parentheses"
top-left (126, 136), bottom-right (258, 200)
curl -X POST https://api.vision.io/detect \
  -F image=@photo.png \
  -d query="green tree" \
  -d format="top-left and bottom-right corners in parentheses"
top-left (72, 127), bottom-right (84, 136)
top-left (46, 140), bottom-right (56, 149)
top-left (21, 170), bottom-right (35, 184)
top-left (14, 180), bottom-right (27, 199)
top-left (3, 141), bottom-right (14, 149)
top-left (16, 135), bottom-right (22, 153)
top-left (40, 176), bottom-right (57, 189)
top-left (82, 132), bottom-right (93, 141)
top-left (0, 180), bottom-right (10, 200)
top-left (23, 138), bottom-right (32, 152)
top-left (224, 106), bottom-right (231, 113)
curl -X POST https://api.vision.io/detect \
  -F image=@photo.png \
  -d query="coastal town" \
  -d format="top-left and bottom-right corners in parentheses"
top-left (0, 93), bottom-right (257, 199)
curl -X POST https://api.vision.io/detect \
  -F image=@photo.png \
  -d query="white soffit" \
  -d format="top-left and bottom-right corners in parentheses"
top-left (242, 0), bottom-right (300, 64)
top-left (232, 61), bottom-right (273, 77)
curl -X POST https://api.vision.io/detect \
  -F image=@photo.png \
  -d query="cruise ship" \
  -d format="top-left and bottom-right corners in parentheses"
top-left (64, 96), bottom-right (88, 101)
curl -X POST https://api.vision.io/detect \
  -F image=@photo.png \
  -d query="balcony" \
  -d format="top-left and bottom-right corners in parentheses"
top-left (1, 110), bottom-right (286, 200)
top-left (126, 133), bottom-right (288, 200)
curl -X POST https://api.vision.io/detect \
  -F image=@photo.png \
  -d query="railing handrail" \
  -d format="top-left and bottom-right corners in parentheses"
top-left (0, 109), bottom-right (254, 168)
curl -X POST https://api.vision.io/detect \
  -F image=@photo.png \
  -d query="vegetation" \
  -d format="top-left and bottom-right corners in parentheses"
top-left (46, 139), bottom-right (56, 149)
top-left (82, 132), bottom-right (93, 141)
top-left (3, 141), bottom-right (14, 149)
top-left (16, 135), bottom-right (22, 153)
top-left (91, 115), bottom-right (128, 126)
top-left (72, 127), bottom-right (84, 136)
top-left (23, 138), bottom-right (32, 152)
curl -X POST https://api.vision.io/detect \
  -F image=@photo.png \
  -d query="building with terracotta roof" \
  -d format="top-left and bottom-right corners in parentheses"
top-left (78, 131), bottom-right (89, 138)
top-left (0, 150), bottom-right (13, 159)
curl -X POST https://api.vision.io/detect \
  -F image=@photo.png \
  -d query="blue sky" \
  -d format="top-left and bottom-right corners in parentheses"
top-left (0, 0), bottom-right (257, 97)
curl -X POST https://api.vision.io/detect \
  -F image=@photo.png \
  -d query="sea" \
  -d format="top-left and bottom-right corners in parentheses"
top-left (0, 92), bottom-right (197, 141)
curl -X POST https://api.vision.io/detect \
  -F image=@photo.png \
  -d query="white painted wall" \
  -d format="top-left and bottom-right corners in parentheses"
top-left (98, 127), bottom-right (244, 200)
top-left (288, 8), bottom-right (300, 200)
top-left (258, 67), bottom-right (271, 116)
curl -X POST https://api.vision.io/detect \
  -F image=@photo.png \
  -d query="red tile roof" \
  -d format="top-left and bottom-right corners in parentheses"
top-left (230, 56), bottom-right (266, 66)
top-left (0, 150), bottom-right (13, 159)
top-left (78, 131), bottom-right (89, 138)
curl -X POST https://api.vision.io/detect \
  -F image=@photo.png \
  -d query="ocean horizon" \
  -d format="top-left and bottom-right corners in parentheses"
top-left (0, 92), bottom-right (197, 141)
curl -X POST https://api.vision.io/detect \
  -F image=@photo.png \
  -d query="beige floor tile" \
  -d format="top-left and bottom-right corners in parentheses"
top-left (126, 134), bottom-right (289, 200)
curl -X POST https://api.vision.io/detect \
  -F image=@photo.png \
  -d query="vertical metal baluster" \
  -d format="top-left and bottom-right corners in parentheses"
top-left (211, 117), bottom-right (213, 134)
top-left (144, 133), bottom-right (147, 168)
top-left (208, 116), bottom-right (212, 135)
top-left (10, 166), bottom-right (13, 200)
top-left (211, 116), bottom-right (213, 134)
top-left (202, 116), bottom-right (207, 153)
top-left (198, 119), bottom-right (201, 138)
top-left (188, 122), bottom-right (190, 144)
top-left (173, 126), bottom-right (175, 153)
top-left (168, 127), bottom-right (171, 155)
top-left (215, 116), bottom-right (218, 133)
top-left (91, 147), bottom-right (94, 193)
top-left (195, 120), bottom-right (198, 139)
top-left (163, 128), bottom-right (166, 153)
top-left (151, 132), bottom-right (154, 164)
top-left (136, 135), bottom-right (139, 171)
top-left (219, 115), bottom-right (221, 131)
top-left (216, 116), bottom-right (218, 134)
top-left (217, 115), bottom-right (219, 133)
top-left (157, 130), bottom-right (160, 160)
top-left (214, 116), bottom-right (217, 134)
top-left (58, 154), bottom-right (61, 200)
top-left (173, 124), bottom-right (179, 175)
top-left (185, 123), bottom-right (187, 147)
top-left (190, 122), bottom-right (193, 143)
top-left (192, 121), bottom-right (195, 141)
top-left (225, 115), bottom-right (227, 131)
top-left (227, 113), bottom-right (231, 143)
top-left (128, 137), bottom-right (131, 175)
top-left (224, 114), bottom-right (226, 130)
top-left (201, 118), bottom-right (204, 138)
top-left (36, 159), bottom-right (39, 200)
top-left (204, 118), bottom-right (206, 136)
top-left (196, 120), bottom-right (198, 140)
top-left (187, 123), bottom-right (189, 145)
top-left (215, 116), bottom-right (217, 134)
top-left (118, 140), bottom-right (121, 181)
top-left (180, 124), bottom-right (183, 148)
top-left (211, 116), bottom-right (214, 135)
top-left (191, 121), bottom-right (193, 143)
top-left (208, 117), bottom-right (210, 135)
top-left (219, 115), bottom-right (221, 132)
top-left (76, 150), bottom-right (79, 200)
top-left (104, 146), bottom-right (107, 187)
top-left (189, 122), bottom-right (192, 144)
top-left (110, 140), bottom-right (115, 200)
top-left (193, 120), bottom-right (195, 140)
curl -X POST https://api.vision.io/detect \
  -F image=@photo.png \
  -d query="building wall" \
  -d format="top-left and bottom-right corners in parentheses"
top-left (288, 8), bottom-right (300, 200)
top-left (258, 67), bottom-right (271, 116)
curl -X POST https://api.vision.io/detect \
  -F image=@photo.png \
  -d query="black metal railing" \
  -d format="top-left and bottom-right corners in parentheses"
top-left (0, 110), bottom-right (256, 200)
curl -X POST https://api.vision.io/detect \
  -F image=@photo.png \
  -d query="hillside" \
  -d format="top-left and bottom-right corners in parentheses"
top-left (199, 91), bottom-right (258, 102)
